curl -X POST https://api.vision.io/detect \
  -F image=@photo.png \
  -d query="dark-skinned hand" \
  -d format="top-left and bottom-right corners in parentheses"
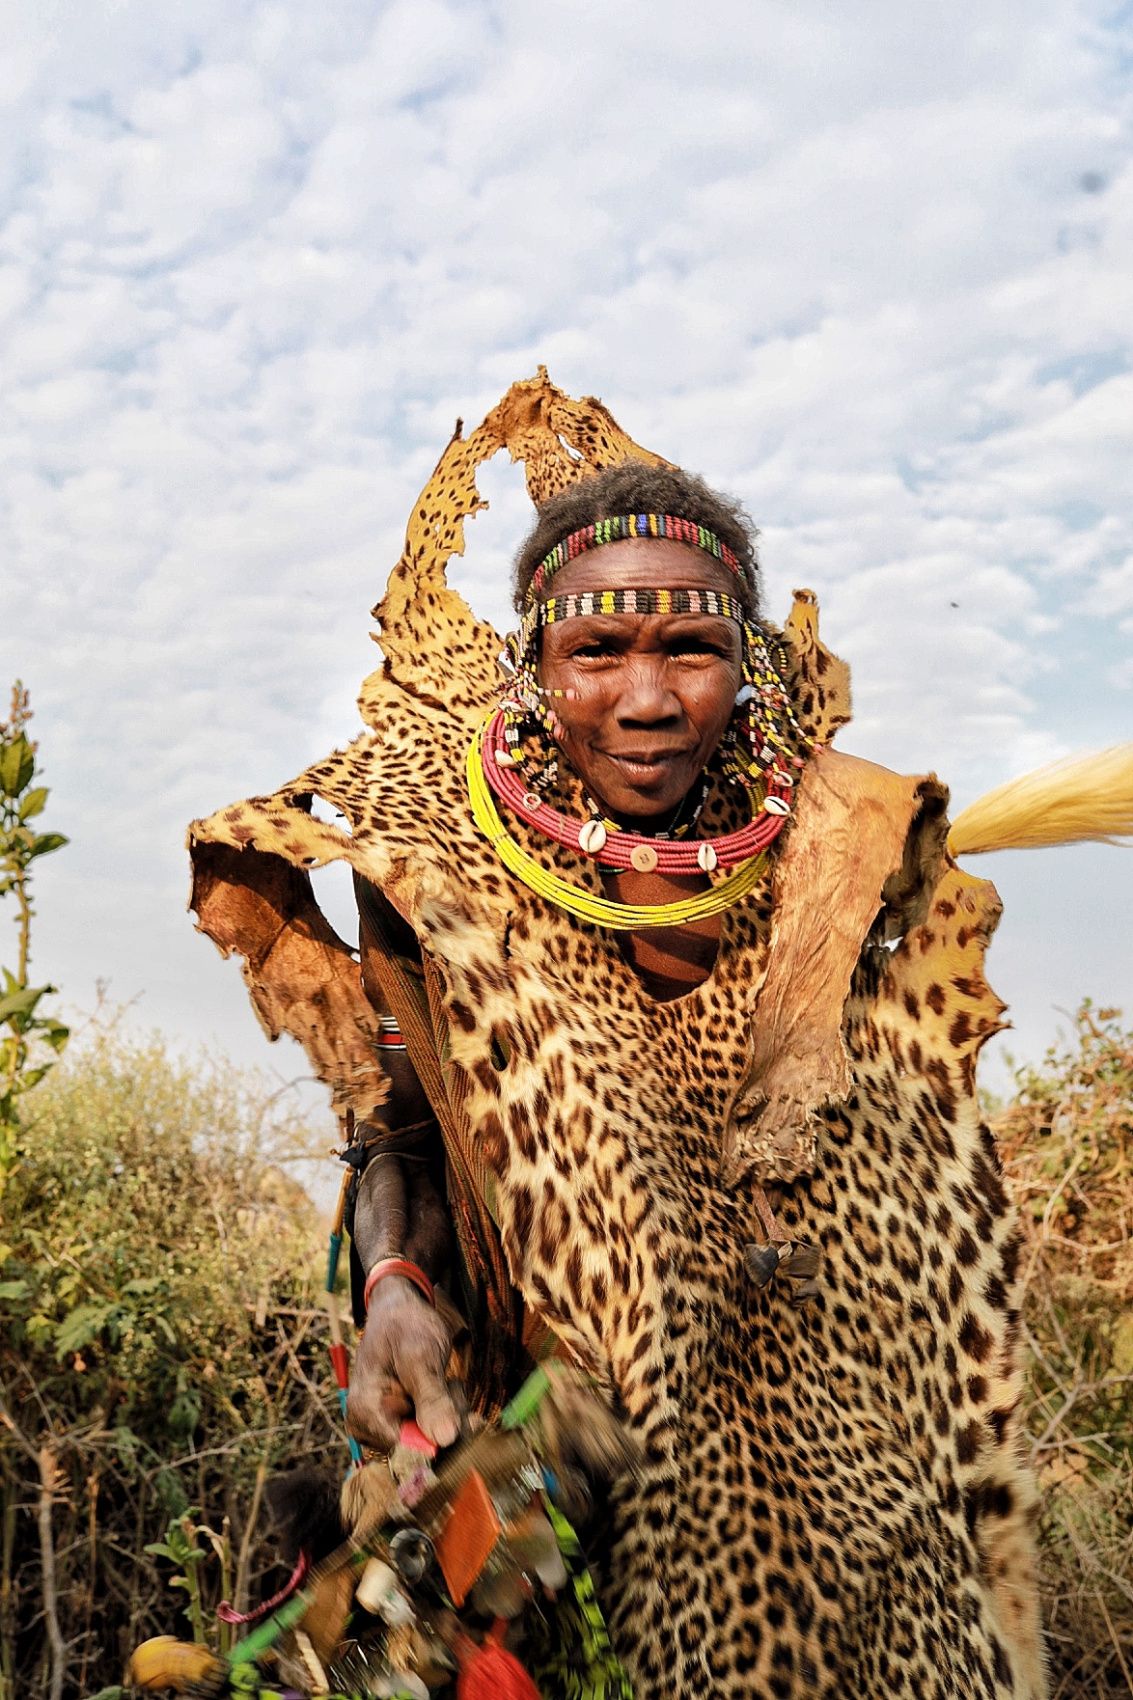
top-left (346, 1276), bottom-right (463, 1452)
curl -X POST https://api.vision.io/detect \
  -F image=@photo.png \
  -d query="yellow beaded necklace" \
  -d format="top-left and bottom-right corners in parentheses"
top-left (466, 723), bottom-right (768, 930)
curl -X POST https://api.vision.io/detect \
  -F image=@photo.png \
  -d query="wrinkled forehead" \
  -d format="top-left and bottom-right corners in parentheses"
top-left (544, 537), bottom-right (738, 602)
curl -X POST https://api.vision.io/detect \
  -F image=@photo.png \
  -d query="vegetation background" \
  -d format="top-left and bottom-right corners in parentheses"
top-left (1, 696), bottom-right (1130, 1699)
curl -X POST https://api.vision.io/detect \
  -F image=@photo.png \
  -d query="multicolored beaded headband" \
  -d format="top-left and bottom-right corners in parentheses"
top-left (540, 586), bottom-right (746, 625)
top-left (505, 588), bottom-right (745, 684)
top-left (528, 513), bottom-right (746, 603)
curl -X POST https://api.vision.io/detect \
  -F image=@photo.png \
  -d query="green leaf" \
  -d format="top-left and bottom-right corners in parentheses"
top-left (154, 1468), bottom-right (190, 1518)
top-left (0, 986), bottom-right (46, 1022)
top-left (18, 787), bottom-right (48, 821)
top-left (0, 1278), bottom-right (29, 1300)
top-left (1113, 1314), bottom-right (1133, 1376)
top-left (54, 1300), bottom-right (117, 1356)
top-left (28, 832), bottom-right (68, 860)
top-left (40, 1020), bottom-right (69, 1052)
top-left (167, 1386), bottom-right (202, 1437)
top-left (112, 1425), bottom-right (143, 1473)
top-left (0, 736), bottom-right (34, 798)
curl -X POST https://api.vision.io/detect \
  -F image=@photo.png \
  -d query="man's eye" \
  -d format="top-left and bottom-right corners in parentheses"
top-left (573, 641), bottom-right (619, 659)
top-left (672, 637), bottom-right (725, 656)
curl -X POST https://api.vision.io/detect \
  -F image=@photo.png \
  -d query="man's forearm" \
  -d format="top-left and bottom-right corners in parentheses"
top-left (353, 1152), bottom-right (451, 1284)
top-left (403, 1165), bottom-right (451, 1280)
top-left (353, 1153), bottom-right (409, 1271)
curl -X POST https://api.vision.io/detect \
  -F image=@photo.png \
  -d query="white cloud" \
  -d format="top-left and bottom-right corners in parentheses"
top-left (3, 0), bottom-right (1132, 1095)
top-left (1088, 555), bottom-right (1133, 614)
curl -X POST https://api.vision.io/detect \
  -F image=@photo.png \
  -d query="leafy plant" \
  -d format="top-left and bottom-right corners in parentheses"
top-left (0, 1022), bottom-right (339, 1699)
top-left (145, 1510), bottom-right (234, 1648)
top-left (0, 683), bottom-right (69, 1192)
top-left (996, 1003), bottom-right (1133, 1698)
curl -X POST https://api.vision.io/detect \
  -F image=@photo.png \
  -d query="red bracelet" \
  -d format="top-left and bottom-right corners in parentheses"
top-left (363, 1257), bottom-right (436, 1313)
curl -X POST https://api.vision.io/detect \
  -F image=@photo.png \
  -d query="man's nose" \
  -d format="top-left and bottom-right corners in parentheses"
top-left (614, 660), bottom-right (681, 723)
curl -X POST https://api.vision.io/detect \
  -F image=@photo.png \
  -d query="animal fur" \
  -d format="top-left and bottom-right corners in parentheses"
top-left (948, 743), bottom-right (1133, 855)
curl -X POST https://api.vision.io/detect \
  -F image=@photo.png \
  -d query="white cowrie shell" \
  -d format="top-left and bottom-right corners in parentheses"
top-left (762, 795), bottom-right (791, 816)
top-left (697, 842), bottom-right (719, 872)
top-left (494, 748), bottom-right (520, 767)
top-left (578, 819), bottom-right (608, 854)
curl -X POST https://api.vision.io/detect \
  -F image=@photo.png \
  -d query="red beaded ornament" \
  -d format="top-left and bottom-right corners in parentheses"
top-left (482, 710), bottom-right (792, 872)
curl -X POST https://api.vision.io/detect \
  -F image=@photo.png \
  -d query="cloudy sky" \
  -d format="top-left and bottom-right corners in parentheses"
top-left (4, 0), bottom-right (1132, 1124)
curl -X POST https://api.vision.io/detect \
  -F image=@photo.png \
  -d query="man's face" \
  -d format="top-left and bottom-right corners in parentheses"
top-left (537, 538), bottom-right (744, 824)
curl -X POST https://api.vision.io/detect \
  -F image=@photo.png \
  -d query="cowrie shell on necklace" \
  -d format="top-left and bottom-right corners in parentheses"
top-left (494, 748), bottom-right (521, 768)
top-left (762, 795), bottom-right (791, 816)
top-left (578, 819), bottom-right (608, 854)
top-left (697, 842), bottom-right (719, 872)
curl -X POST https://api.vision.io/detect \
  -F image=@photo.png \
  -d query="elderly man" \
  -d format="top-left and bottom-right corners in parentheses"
top-left (191, 373), bottom-right (1048, 1698)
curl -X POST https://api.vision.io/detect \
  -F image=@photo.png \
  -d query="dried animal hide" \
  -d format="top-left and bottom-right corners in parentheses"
top-left (722, 747), bottom-right (952, 1186)
top-left (189, 371), bottom-right (923, 1173)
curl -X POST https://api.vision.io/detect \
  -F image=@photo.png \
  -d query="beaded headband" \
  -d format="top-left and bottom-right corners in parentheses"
top-left (540, 587), bottom-right (745, 625)
top-left (528, 513), bottom-right (745, 604)
top-left (507, 586), bottom-right (744, 673)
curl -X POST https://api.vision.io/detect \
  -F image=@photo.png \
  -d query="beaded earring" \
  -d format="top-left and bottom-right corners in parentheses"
top-left (495, 626), bottom-right (562, 794)
top-left (721, 624), bottom-right (809, 793)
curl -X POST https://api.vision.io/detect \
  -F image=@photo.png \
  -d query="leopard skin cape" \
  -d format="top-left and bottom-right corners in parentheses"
top-left (188, 372), bottom-right (1047, 1699)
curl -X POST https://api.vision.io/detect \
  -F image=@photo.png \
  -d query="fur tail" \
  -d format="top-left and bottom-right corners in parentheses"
top-left (947, 744), bottom-right (1133, 857)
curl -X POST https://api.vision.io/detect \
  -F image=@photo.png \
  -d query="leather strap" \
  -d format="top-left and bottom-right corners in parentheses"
top-left (354, 876), bottom-right (530, 1415)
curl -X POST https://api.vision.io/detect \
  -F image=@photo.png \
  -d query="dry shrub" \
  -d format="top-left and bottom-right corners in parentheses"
top-left (995, 1003), bottom-right (1133, 1699)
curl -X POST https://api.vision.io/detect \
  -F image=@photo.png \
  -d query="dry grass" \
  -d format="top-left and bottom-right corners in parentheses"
top-left (995, 1003), bottom-right (1133, 1699)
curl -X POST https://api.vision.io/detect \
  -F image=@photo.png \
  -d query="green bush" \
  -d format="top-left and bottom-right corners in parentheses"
top-left (0, 1028), bottom-right (342, 1699)
top-left (996, 1004), bottom-right (1133, 1699)
top-left (1, 681), bottom-right (70, 1193)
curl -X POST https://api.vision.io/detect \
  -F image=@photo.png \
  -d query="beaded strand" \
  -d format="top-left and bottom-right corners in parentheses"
top-left (530, 513), bottom-right (744, 598)
top-left (483, 708), bottom-right (791, 874)
top-left (467, 721), bottom-right (771, 930)
top-left (540, 586), bottom-right (746, 624)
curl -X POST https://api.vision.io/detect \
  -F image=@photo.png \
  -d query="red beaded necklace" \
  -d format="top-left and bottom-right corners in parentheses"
top-left (481, 709), bottom-right (791, 874)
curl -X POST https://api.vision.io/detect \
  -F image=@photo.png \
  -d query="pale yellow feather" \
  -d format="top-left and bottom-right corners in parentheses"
top-left (947, 744), bottom-right (1133, 857)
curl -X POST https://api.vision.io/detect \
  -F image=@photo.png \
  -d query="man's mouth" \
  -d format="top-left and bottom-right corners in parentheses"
top-left (600, 749), bottom-right (689, 782)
